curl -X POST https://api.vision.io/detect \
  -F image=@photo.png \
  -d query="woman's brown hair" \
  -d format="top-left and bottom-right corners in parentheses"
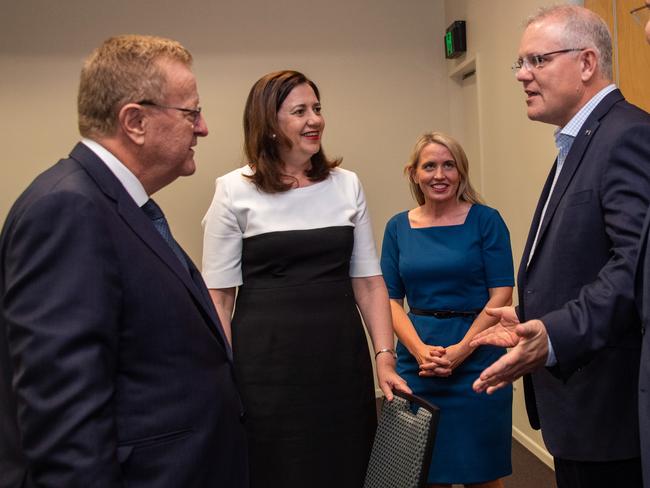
top-left (243, 70), bottom-right (341, 193)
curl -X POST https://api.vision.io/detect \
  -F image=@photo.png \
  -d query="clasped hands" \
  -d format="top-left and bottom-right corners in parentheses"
top-left (415, 342), bottom-right (472, 377)
top-left (416, 306), bottom-right (549, 387)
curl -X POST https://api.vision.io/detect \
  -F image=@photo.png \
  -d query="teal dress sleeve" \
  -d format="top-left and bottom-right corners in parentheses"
top-left (480, 208), bottom-right (515, 288)
top-left (380, 213), bottom-right (406, 299)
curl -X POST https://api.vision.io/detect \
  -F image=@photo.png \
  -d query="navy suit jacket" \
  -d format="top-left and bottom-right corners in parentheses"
top-left (517, 90), bottom-right (650, 461)
top-left (635, 205), bottom-right (650, 484)
top-left (0, 143), bottom-right (248, 487)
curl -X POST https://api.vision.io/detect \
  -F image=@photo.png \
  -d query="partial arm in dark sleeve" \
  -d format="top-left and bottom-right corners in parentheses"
top-left (4, 191), bottom-right (123, 487)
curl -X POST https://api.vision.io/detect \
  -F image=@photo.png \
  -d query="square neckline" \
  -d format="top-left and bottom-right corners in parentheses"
top-left (407, 204), bottom-right (476, 230)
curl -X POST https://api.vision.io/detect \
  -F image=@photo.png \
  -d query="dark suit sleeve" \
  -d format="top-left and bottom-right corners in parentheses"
top-left (4, 191), bottom-right (123, 486)
top-left (543, 122), bottom-right (650, 376)
top-left (636, 210), bottom-right (650, 321)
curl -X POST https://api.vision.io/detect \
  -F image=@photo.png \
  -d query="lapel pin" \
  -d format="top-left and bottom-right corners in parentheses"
top-left (585, 129), bottom-right (592, 136)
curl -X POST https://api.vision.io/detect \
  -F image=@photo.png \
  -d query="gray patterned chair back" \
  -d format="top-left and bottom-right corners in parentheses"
top-left (363, 390), bottom-right (439, 488)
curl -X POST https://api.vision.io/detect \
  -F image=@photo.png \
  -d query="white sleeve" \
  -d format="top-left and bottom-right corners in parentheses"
top-left (201, 176), bottom-right (244, 288)
top-left (349, 173), bottom-right (382, 277)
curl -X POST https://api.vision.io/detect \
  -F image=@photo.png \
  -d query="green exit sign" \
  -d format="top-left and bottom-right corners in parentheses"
top-left (445, 21), bottom-right (466, 59)
top-left (445, 31), bottom-right (454, 57)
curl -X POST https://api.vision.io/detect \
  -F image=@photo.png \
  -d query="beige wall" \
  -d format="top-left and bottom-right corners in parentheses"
top-left (1, 0), bottom-right (448, 262)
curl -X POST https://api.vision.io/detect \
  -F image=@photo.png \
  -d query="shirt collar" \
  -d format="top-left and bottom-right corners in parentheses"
top-left (81, 138), bottom-right (149, 207)
top-left (556, 84), bottom-right (617, 139)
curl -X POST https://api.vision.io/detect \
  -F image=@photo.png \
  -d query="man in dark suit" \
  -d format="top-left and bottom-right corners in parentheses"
top-left (470, 6), bottom-right (650, 488)
top-left (0, 35), bottom-right (248, 487)
top-left (634, 2), bottom-right (650, 485)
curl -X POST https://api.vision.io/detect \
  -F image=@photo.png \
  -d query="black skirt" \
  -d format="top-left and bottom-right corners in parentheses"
top-left (232, 226), bottom-right (376, 488)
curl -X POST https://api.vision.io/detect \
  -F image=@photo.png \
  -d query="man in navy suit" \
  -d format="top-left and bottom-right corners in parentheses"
top-left (634, 2), bottom-right (650, 486)
top-left (470, 6), bottom-right (650, 488)
top-left (0, 35), bottom-right (248, 487)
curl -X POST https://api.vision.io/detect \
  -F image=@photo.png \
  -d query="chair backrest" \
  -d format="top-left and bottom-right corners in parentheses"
top-left (363, 390), bottom-right (440, 488)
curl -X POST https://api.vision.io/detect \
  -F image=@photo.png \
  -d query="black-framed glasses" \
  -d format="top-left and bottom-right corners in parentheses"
top-left (630, 4), bottom-right (650, 26)
top-left (138, 101), bottom-right (202, 123)
top-left (511, 48), bottom-right (585, 73)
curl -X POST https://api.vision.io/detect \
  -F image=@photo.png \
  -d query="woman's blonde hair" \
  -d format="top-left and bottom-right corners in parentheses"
top-left (404, 131), bottom-right (483, 205)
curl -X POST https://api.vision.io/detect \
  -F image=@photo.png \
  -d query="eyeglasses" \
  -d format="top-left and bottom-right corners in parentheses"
top-left (138, 101), bottom-right (202, 123)
top-left (630, 4), bottom-right (650, 26)
top-left (511, 48), bottom-right (585, 73)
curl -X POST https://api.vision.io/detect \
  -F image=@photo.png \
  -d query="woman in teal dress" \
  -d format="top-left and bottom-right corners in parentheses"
top-left (381, 132), bottom-right (514, 488)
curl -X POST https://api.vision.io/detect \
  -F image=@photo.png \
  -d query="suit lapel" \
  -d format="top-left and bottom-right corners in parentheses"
top-left (523, 89), bottom-right (624, 273)
top-left (532, 121), bottom-right (599, 252)
top-left (69, 143), bottom-right (233, 359)
top-left (184, 255), bottom-right (231, 349)
top-left (519, 159), bottom-right (557, 282)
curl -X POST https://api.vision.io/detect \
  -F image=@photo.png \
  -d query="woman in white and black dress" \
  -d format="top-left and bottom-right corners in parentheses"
top-left (201, 70), bottom-right (409, 488)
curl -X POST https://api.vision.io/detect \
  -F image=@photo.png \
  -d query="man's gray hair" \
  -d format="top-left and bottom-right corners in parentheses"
top-left (526, 5), bottom-right (613, 80)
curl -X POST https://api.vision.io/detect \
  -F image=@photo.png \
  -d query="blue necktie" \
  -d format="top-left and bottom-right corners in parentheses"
top-left (141, 199), bottom-right (189, 272)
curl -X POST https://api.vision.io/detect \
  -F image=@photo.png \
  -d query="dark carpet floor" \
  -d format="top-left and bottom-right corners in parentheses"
top-left (501, 438), bottom-right (556, 488)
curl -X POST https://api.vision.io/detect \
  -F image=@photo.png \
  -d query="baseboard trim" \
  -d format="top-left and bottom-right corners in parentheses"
top-left (512, 425), bottom-right (554, 470)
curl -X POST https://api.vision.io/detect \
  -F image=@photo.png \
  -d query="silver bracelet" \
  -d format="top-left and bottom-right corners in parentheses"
top-left (375, 348), bottom-right (397, 360)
